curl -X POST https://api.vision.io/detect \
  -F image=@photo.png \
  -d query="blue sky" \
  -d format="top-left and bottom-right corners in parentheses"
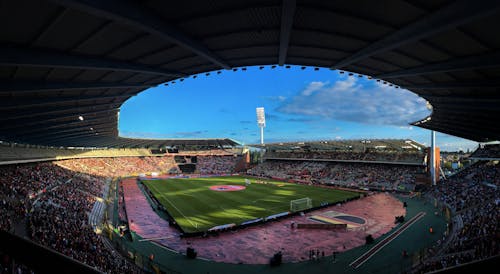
top-left (119, 66), bottom-right (478, 152)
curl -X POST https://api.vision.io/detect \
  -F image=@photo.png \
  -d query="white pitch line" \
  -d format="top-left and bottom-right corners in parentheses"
top-left (149, 184), bottom-right (198, 230)
top-left (138, 235), bottom-right (178, 242)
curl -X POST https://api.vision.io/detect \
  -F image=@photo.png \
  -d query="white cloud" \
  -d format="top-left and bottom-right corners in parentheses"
top-left (263, 95), bottom-right (287, 102)
top-left (277, 76), bottom-right (431, 126)
top-left (302, 81), bottom-right (328, 96)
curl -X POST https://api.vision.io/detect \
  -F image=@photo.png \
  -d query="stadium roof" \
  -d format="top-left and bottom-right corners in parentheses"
top-left (1, 0), bottom-right (499, 148)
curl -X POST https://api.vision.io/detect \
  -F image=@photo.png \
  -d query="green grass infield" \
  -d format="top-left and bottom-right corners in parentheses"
top-left (142, 176), bottom-right (360, 233)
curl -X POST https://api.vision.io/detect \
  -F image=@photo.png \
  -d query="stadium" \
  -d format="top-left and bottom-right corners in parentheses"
top-left (0, 1), bottom-right (499, 274)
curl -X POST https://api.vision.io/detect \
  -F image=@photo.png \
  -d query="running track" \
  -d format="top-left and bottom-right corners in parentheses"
top-left (350, 211), bottom-right (426, 269)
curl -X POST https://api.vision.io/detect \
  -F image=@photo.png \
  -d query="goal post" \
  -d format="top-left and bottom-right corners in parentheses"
top-left (290, 197), bottom-right (312, 212)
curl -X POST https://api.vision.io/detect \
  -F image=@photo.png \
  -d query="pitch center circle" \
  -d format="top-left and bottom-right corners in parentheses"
top-left (209, 185), bottom-right (246, 192)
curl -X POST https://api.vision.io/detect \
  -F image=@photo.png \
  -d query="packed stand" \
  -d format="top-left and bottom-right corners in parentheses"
top-left (0, 162), bottom-right (141, 273)
top-left (247, 160), bottom-right (420, 191)
top-left (196, 155), bottom-right (240, 174)
top-left (470, 144), bottom-right (500, 159)
top-left (56, 156), bottom-right (179, 177)
top-left (265, 150), bottom-right (425, 164)
top-left (417, 161), bottom-right (499, 273)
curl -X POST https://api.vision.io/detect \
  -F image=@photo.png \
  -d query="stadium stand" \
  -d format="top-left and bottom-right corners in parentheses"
top-left (413, 161), bottom-right (499, 273)
top-left (0, 162), bottom-right (141, 273)
top-left (248, 160), bottom-right (421, 192)
top-left (196, 155), bottom-right (242, 174)
top-left (470, 144), bottom-right (500, 159)
top-left (263, 139), bottom-right (426, 165)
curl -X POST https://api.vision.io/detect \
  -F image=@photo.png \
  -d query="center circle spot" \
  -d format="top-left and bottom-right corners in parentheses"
top-left (209, 185), bottom-right (246, 192)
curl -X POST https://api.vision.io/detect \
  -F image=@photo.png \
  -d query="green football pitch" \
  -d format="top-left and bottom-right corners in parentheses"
top-left (142, 176), bottom-right (360, 233)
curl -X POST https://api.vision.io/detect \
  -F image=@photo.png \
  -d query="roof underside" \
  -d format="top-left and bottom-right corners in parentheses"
top-left (1, 0), bottom-right (499, 148)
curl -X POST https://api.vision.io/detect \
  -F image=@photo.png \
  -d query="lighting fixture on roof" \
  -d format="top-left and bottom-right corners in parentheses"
top-left (301, 66), bottom-right (306, 70)
top-left (348, 73), bottom-right (353, 76)
top-left (164, 83), bottom-right (168, 86)
top-left (217, 71), bottom-right (222, 74)
top-left (180, 78), bottom-right (184, 82)
top-left (192, 75), bottom-right (197, 78)
top-left (259, 66), bottom-right (264, 70)
top-left (78, 116), bottom-right (84, 121)
top-left (358, 74), bottom-right (363, 77)
top-left (339, 71), bottom-right (344, 74)
top-left (314, 67), bottom-right (319, 71)
top-left (242, 67), bottom-right (247, 71)
top-left (271, 65), bottom-right (276, 69)
top-left (90, 127), bottom-right (94, 131)
top-left (232, 68), bottom-right (238, 72)
top-left (171, 81), bottom-right (176, 84)
top-left (206, 73), bottom-right (210, 76)
top-left (285, 65), bottom-right (291, 69)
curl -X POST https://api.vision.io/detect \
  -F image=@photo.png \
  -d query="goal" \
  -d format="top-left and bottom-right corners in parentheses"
top-left (290, 197), bottom-right (312, 212)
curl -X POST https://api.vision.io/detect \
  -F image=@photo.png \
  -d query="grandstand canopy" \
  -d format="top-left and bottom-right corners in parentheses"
top-left (1, 0), bottom-right (500, 147)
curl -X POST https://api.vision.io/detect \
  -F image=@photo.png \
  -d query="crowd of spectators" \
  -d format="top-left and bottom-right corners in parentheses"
top-left (265, 150), bottom-right (424, 164)
top-left (1, 154), bottom-right (245, 272)
top-left (0, 162), bottom-right (140, 273)
top-left (417, 161), bottom-right (499, 272)
top-left (196, 155), bottom-right (241, 174)
top-left (28, 179), bottom-right (139, 273)
top-left (247, 160), bottom-right (420, 191)
top-left (56, 156), bottom-right (179, 177)
top-left (470, 144), bottom-right (500, 159)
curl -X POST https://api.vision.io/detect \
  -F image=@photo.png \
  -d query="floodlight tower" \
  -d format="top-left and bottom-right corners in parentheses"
top-left (256, 107), bottom-right (266, 145)
top-left (430, 130), bottom-right (436, 185)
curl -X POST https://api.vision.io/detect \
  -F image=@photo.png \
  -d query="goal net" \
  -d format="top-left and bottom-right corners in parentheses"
top-left (290, 197), bottom-right (312, 212)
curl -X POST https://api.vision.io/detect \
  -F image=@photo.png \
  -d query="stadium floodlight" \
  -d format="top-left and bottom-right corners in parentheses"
top-left (256, 107), bottom-right (266, 145)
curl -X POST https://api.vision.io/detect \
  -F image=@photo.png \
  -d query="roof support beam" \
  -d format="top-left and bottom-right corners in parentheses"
top-left (428, 107), bottom-right (497, 119)
top-left (118, 138), bottom-right (153, 148)
top-left (377, 51), bottom-right (500, 78)
top-left (0, 110), bottom-right (117, 130)
top-left (331, 0), bottom-right (500, 69)
top-left (48, 0), bottom-right (230, 69)
top-left (417, 123), bottom-right (496, 142)
top-left (0, 45), bottom-right (185, 77)
top-left (430, 116), bottom-right (500, 130)
top-left (0, 114), bottom-right (116, 132)
top-left (0, 94), bottom-right (131, 110)
top-left (430, 102), bottom-right (500, 112)
top-left (33, 130), bottom-right (115, 144)
top-left (40, 133), bottom-right (113, 144)
top-left (0, 108), bottom-right (118, 129)
top-left (424, 94), bottom-right (500, 103)
top-left (11, 121), bottom-right (115, 138)
top-left (0, 81), bottom-right (155, 95)
top-left (278, 0), bottom-right (296, 66)
top-left (0, 104), bottom-right (120, 121)
top-left (404, 79), bottom-right (500, 90)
